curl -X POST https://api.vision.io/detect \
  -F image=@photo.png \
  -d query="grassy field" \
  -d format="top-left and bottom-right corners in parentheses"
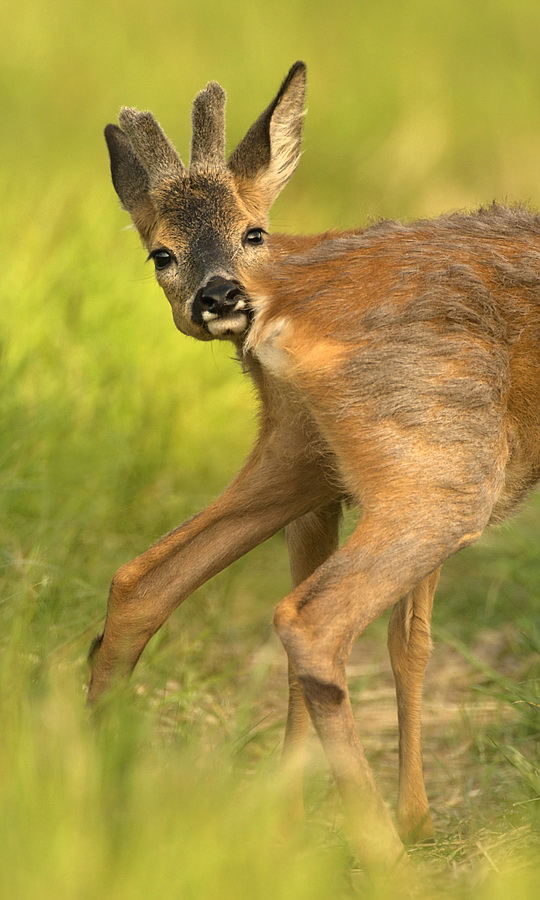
top-left (1, 0), bottom-right (540, 896)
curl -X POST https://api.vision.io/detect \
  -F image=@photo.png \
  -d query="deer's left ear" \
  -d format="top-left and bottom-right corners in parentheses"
top-left (228, 61), bottom-right (306, 207)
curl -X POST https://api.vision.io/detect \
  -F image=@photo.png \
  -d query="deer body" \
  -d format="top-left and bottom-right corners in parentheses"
top-left (248, 215), bottom-right (540, 519)
top-left (89, 62), bottom-right (540, 868)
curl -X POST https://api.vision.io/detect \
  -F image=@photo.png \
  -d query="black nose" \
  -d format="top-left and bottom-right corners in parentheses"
top-left (199, 277), bottom-right (241, 314)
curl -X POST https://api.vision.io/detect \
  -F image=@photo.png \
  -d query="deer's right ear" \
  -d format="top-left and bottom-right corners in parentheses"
top-left (104, 124), bottom-right (156, 242)
top-left (228, 61), bottom-right (307, 212)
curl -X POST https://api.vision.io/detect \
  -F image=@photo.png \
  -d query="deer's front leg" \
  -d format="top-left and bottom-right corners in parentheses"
top-left (88, 431), bottom-right (334, 704)
top-left (282, 501), bottom-right (342, 815)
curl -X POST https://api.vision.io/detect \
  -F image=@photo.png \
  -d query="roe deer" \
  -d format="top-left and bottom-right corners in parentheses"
top-left (89, 61), bottom-right (540, 869)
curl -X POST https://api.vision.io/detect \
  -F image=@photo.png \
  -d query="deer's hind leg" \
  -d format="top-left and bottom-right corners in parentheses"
top-left (273, 505), bottom-right (486, 870)
top-left (388, 569), bottom-right (439, 843)
top-left (283, 501), bottom-right (342, 816)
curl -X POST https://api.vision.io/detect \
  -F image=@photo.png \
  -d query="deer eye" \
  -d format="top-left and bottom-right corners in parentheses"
top-left (243, 227), bottom-right (266, 247)
top-left (150, 249), bottom-right (174, 270)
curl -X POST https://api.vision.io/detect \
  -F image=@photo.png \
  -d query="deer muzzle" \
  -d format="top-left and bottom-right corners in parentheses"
top-left (191, 276), bottom-right (251, 336)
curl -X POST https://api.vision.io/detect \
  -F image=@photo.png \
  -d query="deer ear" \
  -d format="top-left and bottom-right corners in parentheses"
top-left (104, 124), bottom-right (156, 242)
top-left (228, 61), bottom-right (306, 208)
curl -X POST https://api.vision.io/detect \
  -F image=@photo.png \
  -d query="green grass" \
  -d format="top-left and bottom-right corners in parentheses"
top-left (1, 0), bottom-right (540, 896)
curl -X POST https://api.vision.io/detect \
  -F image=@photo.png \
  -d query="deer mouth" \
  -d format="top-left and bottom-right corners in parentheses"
top-left (205, 308), bottom-right (252, 337)
top-left (205, 299), bottom-right (254, 336)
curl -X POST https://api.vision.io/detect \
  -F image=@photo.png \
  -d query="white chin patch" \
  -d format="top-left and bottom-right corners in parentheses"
top-left (207, 313), bottom-right (249, 337)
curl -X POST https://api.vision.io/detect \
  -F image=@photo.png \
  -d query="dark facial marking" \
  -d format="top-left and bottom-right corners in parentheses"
top-left (155, 172), bottom-right (246, 287)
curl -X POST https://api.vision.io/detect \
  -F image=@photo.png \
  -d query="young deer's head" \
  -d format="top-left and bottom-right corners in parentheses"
top-left (105, 62), bottom-right (306, 341)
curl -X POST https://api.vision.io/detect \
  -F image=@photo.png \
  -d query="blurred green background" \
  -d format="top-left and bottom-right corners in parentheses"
top-left (1, 1), bottom-right (540, 897)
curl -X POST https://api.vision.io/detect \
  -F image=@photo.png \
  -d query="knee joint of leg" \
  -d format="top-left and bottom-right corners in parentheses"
top-left (273, 600), bottom-right (296, 635)
top-left (110, 561), bottom-right (142, 600)
top-left (273, 601), bottom-right (318, 669)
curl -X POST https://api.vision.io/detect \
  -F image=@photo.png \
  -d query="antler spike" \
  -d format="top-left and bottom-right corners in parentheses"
top-left (190, 81), bottom-right (227, 169)
top-left (119, 107), bottom-right (185, 187)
